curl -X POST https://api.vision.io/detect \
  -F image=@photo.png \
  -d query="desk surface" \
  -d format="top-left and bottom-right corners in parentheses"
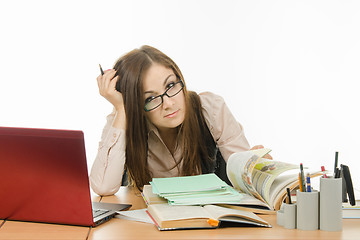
top-left (0, 187), bottom-right (359, 240)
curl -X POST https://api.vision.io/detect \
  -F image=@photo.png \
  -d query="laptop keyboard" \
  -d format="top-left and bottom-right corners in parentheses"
top-left (93, 209), bottom-right (110, 218)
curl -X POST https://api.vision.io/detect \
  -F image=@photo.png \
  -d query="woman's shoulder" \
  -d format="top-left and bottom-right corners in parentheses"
top-left (198, 91), bottom-right (226, 110)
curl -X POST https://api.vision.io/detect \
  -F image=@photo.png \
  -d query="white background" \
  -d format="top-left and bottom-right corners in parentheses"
top-left (1, 0), bottom-right (359, 192)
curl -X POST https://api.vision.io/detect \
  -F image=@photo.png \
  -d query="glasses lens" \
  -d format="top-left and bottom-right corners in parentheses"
top-left (167, 81), bottom-right (184, 97)
top-left (144, 81), bottom-right (184, 112)
top-left (144, 96), bottom-right (162, 111)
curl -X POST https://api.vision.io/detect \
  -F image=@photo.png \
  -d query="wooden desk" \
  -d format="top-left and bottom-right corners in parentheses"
top-left (1, 187), bottom-right (359, 240)
top-left (88, 187), bottom-right (360, 240)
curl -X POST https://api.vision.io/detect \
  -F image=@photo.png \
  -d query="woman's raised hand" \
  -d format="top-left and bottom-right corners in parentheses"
top-left (97, 69), bottom-right (124, 111)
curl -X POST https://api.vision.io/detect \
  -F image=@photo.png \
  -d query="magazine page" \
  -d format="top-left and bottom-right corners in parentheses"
top-left (251, 159), bottom-right (298, 207)
top-left (226, 148), bottom-right (272, 202)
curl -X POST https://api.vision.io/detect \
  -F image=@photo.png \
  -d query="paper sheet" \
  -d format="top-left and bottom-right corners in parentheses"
top-left (115, 209), bottom-right (154, 224)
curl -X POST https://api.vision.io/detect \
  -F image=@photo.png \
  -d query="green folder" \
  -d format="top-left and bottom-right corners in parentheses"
top-left (151, 173), bottom-right (227, 195)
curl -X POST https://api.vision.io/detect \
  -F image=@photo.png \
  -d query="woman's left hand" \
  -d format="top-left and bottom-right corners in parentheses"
top-left (250, 145), bottom-right (273, 160)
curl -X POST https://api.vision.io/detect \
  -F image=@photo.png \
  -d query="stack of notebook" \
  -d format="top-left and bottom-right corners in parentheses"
top-left (149, 173), bottom-right (244, 205)
top-left (146, 174), bottom-right (272, 230)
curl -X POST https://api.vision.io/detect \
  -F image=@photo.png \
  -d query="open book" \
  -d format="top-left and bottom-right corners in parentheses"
top-left (226, 148), bottom-right (323, 210)
top-left (146, 203), bottom-right (271, 230)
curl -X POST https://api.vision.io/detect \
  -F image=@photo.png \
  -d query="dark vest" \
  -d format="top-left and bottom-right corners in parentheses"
top-left (200, 123), bottom-right (232, 186)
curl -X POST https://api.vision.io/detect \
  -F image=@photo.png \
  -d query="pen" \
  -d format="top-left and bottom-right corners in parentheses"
top-left (321, 166), bottom-right (328, 178)
top-left (286, 188), bottom-right (292, 204)
top-left (334, 151), bottom-right (339, 176)
top-left (99, 64), bottom-right (104, 75)
top-left (306, 173), bottom-right (311, 192)
top-left (298, 173), bottom-right (304, 192)
top-left (300, 163), bottom-right (306, 192)
top-left (335, 168), bottom-right (341, 178)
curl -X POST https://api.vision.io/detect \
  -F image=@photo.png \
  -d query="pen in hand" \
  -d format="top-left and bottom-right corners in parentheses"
top-left (99, 64), bottom-right (104, 75)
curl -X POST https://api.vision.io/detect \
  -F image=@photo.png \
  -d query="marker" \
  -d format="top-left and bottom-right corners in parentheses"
top-left (335, 167), bottom-right (341, 178)
top-left (321, 166), bottom-right (328, 178)
top-left (99, 64), bottom-right (104, 75)
top-left (334, 151), bottom-right (339, 176)
top-left (300, 163), bottom-right (306, 192)
top-left (306, 173), bottom-right (311, 192)
top-left (286, 188), bottom-right (292, 204)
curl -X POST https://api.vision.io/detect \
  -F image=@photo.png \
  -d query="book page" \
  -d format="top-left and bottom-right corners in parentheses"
top-left (252, 159), bottom-right (298, 206)
top-left (115, 209), bottom-right (154, 224)
top-left (226, 149), bottom-right (272, 202)
top-left (148, 204), bottom-right (211, 222)
top-left (203, 205), bottom-right (269, 226)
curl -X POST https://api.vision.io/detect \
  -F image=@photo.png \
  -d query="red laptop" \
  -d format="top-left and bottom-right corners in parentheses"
top-left (0, 126), bottom-right (130, 226)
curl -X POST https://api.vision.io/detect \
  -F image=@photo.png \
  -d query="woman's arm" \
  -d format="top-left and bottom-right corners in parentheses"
top-left (199, 92), bottom-right (250, 161)
top-left (90, 69), bottom-right (127, 195)
top-left (89, 111), bottom-right (126, 196)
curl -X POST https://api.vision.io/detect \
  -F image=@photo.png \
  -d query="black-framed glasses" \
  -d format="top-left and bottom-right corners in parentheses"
top-left (144, 80), bottom-right (184, 112)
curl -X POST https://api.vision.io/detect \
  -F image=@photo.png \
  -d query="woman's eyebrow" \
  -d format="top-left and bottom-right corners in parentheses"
top-left (144, 74), bottom-right (175, 94)
top-left (162, 74), bottom-right (175, 86)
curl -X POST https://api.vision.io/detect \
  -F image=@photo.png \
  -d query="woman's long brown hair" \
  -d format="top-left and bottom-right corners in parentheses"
top-left (113, 45), bottom-right (213, 190)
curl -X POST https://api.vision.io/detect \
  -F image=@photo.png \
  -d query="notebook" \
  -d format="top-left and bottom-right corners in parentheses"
top-left (0, 126), bottom-right (131, 227)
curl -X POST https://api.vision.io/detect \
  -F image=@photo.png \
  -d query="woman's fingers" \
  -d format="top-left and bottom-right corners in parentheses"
top-left (263, 154), bottom-right (273, 160)
top-left (97, 69), bottom-right (116, 96)
top-left (250, 145), bottom-right (264, 150)
top-left (250, 145), bottom-right (273, 160)
top-left (96, 69), bottom-right (124, 110)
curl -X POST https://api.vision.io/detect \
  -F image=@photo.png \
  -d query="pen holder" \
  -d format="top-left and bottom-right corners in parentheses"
top-left (283, 203), bottom-right (297, 229)
top-left (276, 203), bottom-right (285, 226)
top-left (277, 210), bottom-right (284, 226)
top-left (296, 190), bottom-right (319, 230)
top-left (319, 177), bottom-right (342, 231)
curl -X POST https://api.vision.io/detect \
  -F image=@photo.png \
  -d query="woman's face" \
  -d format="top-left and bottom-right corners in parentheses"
top-left (143, 63), bottom-right (186, 133)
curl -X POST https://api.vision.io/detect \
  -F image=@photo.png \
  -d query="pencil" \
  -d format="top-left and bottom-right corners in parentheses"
top-left (298, 173), bottom-right (303, 192)
top-left (99, 64), bottom-right (104, 75)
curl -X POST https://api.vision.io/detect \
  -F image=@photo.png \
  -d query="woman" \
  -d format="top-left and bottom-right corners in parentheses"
top-left (90, 45), bottom-right (270, 196)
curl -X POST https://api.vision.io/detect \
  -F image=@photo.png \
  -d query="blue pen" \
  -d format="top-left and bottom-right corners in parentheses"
top-left (306, 173), bottom-right (311, 192)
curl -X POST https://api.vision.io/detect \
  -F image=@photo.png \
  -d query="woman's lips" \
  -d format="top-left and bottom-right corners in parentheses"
top-left (165, 110), bottom-right (179, 118)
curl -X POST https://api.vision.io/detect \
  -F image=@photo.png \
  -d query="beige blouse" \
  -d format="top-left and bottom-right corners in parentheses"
top-left (90, 92), bottom-right (250, 196)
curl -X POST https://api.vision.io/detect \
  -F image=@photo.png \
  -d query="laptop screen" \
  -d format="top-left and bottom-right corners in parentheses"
top-left (0, 127), bottom-right (94, 226)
